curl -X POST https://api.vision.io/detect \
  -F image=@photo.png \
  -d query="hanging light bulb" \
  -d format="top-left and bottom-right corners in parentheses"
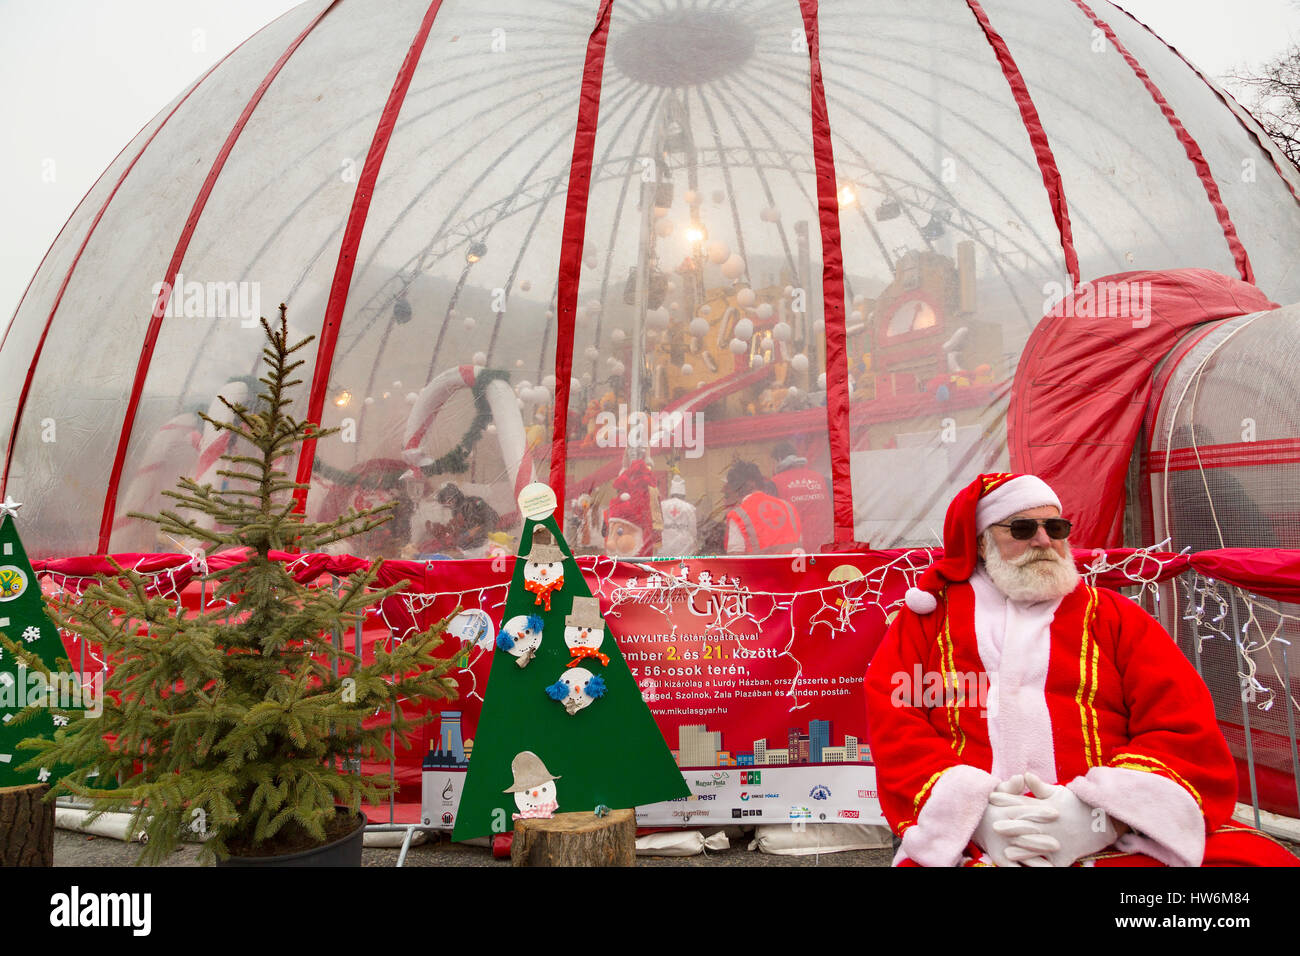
top-left (837, 182), bottom-right (858, 207)
top-left (466, 241), bottom-right (488, 263)
top-left (334, 390), bottom-right (352, 408)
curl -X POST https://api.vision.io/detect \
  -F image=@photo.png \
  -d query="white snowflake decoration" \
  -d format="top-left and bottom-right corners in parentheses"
top-left (22, 625), bottom-right (40, 644)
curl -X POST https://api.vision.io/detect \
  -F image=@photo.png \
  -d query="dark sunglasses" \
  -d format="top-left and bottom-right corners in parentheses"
top-left (992, 517), bottom-right (1072, 540)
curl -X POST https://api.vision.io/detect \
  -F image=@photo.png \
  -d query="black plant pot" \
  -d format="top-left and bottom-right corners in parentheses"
top-left (217, 808), bottom-right (366, 867)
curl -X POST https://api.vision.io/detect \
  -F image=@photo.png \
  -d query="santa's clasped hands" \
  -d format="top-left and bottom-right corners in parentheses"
top-left (975, 772), bottom-right (1120, 867)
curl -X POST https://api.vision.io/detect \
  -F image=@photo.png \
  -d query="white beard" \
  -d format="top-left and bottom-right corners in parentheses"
top-left (981, 530), bottom-right (1079, 604)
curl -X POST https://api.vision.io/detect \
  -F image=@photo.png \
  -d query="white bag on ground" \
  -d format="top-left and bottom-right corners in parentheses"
top-left (748, 823), bottom-right (891, 856)
top-left (636, 828), bottom-right (731, 856)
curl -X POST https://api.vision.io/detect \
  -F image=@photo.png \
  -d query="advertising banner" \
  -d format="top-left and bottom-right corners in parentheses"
top-left (409, 551), bottom-right (924, 829)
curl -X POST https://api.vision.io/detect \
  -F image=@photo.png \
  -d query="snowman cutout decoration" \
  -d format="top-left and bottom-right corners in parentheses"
top-left (522, 527), bottom-right (566, 612)
top-left (564, 597), bottom-right (609, 668)
top-left (545, 666), bottom-right (607, 715)
top-left (504, 751), bottom-right (561, 821)
top-left (496, 614), bottom-right (546, 668)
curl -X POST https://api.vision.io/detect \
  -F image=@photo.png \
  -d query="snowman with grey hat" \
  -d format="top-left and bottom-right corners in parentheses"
top-left (504, 750), bottom-right (561, 820)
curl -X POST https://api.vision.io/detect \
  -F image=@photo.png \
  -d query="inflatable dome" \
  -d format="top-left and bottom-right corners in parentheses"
top-left (5, 0), bottom-right (1300, 559)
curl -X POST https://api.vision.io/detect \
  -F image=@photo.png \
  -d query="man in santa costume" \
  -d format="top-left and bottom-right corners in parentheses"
top-left (865, 472), bottom-right (1297, 867)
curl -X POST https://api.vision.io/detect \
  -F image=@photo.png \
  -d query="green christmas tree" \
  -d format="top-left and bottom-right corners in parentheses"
top-left (453, 514), bottom-right (687, 840)
top-left (0, 508), bottom-right (91, 789)
top-left (19, 307), bottom-right (460, 863)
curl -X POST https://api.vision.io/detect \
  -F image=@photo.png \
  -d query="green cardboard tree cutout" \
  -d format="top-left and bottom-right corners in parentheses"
top-left (452, 506), bottom-right (687, 840)
top-left (0, 505), bottom-right (90, 788)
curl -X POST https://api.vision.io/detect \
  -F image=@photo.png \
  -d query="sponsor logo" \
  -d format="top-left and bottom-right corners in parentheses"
top-left (440, 811), bottom-right (454, 826)
top-left (692, 771), bottom-right (730, 787)
top-left (740, 791), bottom-right (749, 801)
top-left (671, 808), bottom-right (711, 821)
top-left (810, 784), bottom-right (831, 800)
top-left (857, 789), bottom-right (877, 799)
top-left (789, 807), bottom-right (812, 820)
top-left (741, 770), bottom-right (761, 785)
top-left (838, 809), bottom-right (860, 819)
top-left (441, 780), bottom-right (455, 802)
top-left (732, 808), bottom-right (743, 819)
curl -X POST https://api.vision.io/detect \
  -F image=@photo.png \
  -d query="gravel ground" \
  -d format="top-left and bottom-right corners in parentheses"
top-left (52, 827), bottom-right (895, 867)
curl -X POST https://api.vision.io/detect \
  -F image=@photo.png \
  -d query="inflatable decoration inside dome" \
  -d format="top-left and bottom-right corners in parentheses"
top-left (4, 0), bottom-right (1300, 568)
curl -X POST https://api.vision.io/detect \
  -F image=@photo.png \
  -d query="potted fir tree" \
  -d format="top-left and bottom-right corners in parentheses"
top-left (18, 307), bottom-right (459, 865)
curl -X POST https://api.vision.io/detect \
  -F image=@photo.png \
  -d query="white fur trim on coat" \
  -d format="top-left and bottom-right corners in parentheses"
top-left (975, 476), bottom-right (1061, 533)
top-left (896, 765), bottom-right (1000, 867)
top-left (1067, 765), bottom-right (1206, 867)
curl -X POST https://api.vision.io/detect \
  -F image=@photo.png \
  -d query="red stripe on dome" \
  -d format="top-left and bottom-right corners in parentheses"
top-left (548, 0), bottom-right (615, 505)
top-left (1069, 0), bottom-right (1255, 284)
top-left (292, 0), bottom-right (445, 518)
top-left (0, 12), bottom-right (293, 499)
top-left (966, 0), bottom-right (1080, 286)
top-left (797, 0), bottom-right (854, 547)
top-left (96, 1), bottom-right (342, 554)
top-left (1104, 2), bottom-right (1300, 207)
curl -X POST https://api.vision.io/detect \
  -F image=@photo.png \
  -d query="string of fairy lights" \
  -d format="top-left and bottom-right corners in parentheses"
top-left (30, 544), bottom-right (1300, 721)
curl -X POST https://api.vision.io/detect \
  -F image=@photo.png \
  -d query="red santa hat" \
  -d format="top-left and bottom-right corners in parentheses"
top-left (904, 473), bottom-right (1062, 614)
top-left (604, 459), bottom-right (660, 554)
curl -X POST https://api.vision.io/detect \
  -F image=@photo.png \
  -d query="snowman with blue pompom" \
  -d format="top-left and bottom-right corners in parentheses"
top-left (496, 613), bottom-right (545, 668)
top-left (545, 666), bottom-right (607, 715)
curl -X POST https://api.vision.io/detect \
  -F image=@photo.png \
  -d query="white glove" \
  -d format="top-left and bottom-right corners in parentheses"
top-left (971, 774), bottom-right (1061, 867)
top-left (998, 772), bottom-right (1119, 867)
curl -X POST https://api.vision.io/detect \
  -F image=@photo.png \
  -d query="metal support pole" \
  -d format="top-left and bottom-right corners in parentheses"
top-left (1284, 641), bottom-right (1300, 823)
top-left (1233, 628), bottom-right (1262, 829)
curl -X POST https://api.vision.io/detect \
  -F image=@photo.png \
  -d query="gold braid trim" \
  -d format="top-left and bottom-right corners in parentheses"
top-left (1075, 586), bottom-right (1102, 767)
top-left (1110, 752), bottom-right (1204, 810)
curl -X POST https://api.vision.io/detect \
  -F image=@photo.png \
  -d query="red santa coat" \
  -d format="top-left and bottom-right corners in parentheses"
top-left (865, 577), bottom-right (1271, 867)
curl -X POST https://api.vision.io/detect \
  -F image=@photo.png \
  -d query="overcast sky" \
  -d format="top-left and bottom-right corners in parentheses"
top-left (1, 0), bottom-right (1298, 322)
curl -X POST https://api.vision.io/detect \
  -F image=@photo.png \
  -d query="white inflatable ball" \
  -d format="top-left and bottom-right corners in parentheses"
top-left (784, 285), bottom-right (795, 297)
top-left (720, 254), bottom-right (745, 280)
top-left (689, 317), bottom-right (709, 337)
top-left (611, 329), bottom-right (626, 344)
top-left (392, 380), bottom-right (402, 389)
top-left (520, 279), bottom-right (532, 292)
top-left (585, 346), bottom-right (600, 360)
top-left (610, 360), bottom-right (625, 376)
top-left (647, 307), bottom-right (670, 329)
top-left (773, 321), bottom-right (793, 342)
top-left (729, 338), bottom-right (748, 355)
top-left (515, 359), bottom-right (525, 368)
top-left (363, 396), bottom-right (375, 406)
top-left (543, 375), bottom-right (557, 390)
top-left (463, 316), bottom-right (476, 330)
top-left (760, 205), bottom-right (780, 222)
top-left (756, 303), bottom-right (773, 321)
top-left (406, 392), bottom-right (418, 404)
top-left (706, 240), bottom-right (730, 264)
top-left (680, 363), bottom-right (693, 375)
top-left (683, 190), bottom-right (698, 205)
top-left (736, 288), bottom-right (756, 308)
top-left (734, 318), bottom-right (754, 341)
top-left (751, 354), bottom-right (765, 368)
top-left (851, 310), bottom-right (864, 323)
top-left (817, 372), bottom-right (827, 390)
top-left (487, 423), bottom-right (497, 434)
top-left (791, 353), bottom-right (810, 373)
top-left (654, 218), bottom-right (674, 237)
top-left (814, 319), bottom-right (826, 336)
top-left (653, 206), bottom-right (670, 219)
top-left (788, 386), bottom-right (800, 397)
top-left (473, 351), bottom-right (487, 365)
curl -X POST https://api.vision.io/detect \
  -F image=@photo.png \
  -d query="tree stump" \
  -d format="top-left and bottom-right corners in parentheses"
top-left (0, 784), bottom-right (54, 867)
top-left (511, 809), bottom-right (635, 867)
